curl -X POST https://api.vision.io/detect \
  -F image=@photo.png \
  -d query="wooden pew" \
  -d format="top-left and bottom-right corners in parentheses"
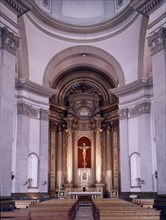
top-left (92, 198), bottom-right (161, 220)
top-left (133, 199), bottom-right (154, 208)
top-left (1, 199), bottom-right (78, 220)
top-left (29, 199), bottom-right (78, 220)
top-left (15, 199), bottom-right (37, 209)
top-left (0, 210), bottom-right (30, 219)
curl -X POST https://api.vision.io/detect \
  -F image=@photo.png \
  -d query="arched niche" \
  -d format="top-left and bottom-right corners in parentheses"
top-left (129, 152), bottom-right (141, 188)
top-left (78, 137), bottom-right (91, 169)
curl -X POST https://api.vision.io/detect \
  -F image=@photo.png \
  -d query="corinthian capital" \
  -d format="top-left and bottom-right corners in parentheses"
top-left (0, 27), bottom-right (20, 55)
top-left (148, 27), bottom-right (166, 55)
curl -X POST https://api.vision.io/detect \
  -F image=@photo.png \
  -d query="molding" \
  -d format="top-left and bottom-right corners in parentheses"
top-left (129, 102), bottom-right (151, 118)
top-left (17, 102), bottom-right (38, 118)
top-left (148, 27), bottom-right (166, 55)
top-left (17, 102), bottom-right (49, 120)
top-left (1, 0), bottom-right (30, 17)
top-left (16, 79), bottom-right (56, 98)
top-left (111, 79), bottom-right (153, 97)
top-left (119, 108), bottom-right (128, 120)
top-left (119, 101), bottom-right (151, 120)
top-left (25, 2), bottom-right (139, 43)
top-left (0, 26), bottom-right (19, 56)
top-left (40, 109), bottom-right (49, 121)
top-left (148, 12), bottom-right (166, 30)
top-left (0, 11), bottom-right (18, 29)
top-left (134, 0), bottom-right (164, 17)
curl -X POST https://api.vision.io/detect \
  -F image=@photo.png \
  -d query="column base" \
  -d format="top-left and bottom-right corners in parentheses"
top-left (95, 183), bottom-right (105, 198)
top-left (64, 183), bottom-right (73, 198)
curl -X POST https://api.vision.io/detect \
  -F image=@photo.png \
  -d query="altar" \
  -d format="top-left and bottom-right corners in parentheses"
top-left (68, 191), bottom-right (102, 199)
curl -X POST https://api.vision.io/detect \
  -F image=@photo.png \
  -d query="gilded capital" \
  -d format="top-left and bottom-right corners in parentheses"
top-left (148, 27), bottom-right (166, 55)
top-left (0, 27), bottom-right (20, 56)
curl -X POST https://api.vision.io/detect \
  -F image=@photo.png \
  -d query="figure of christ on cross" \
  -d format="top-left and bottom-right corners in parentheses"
top-left (79, 143), bottom-right (90, 168)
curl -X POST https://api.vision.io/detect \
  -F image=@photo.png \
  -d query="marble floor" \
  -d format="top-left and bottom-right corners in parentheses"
top-left (75, 205), bottom-right (94, 220)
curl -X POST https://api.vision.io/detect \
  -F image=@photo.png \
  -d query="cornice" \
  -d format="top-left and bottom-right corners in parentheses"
top-left (133, 0), bottom-right (165, 17)
top-left (111, 79), bottom-right (153, 97)
top-left (15, 79), bottom-right (56, 98)
top-left (1, 0), bottom-right (30, 17)
top-left (148, 27), bottom-right (166, 55)
top-left (0, 26), bottom-right (19, 55)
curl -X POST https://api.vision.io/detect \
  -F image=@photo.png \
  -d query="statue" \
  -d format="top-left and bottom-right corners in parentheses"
top-left (79, 143), bottom-right (90, 168)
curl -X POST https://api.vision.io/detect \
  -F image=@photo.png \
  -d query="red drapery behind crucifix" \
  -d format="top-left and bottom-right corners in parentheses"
top-left (78, 137), bottom-right (91, 168)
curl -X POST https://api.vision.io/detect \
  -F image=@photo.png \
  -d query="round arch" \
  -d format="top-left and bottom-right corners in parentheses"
top-left (43, 45), bottom-right (125, 88)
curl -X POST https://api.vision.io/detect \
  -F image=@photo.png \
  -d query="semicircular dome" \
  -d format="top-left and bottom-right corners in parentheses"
top-left (35, 0), bottom-right (131, 26)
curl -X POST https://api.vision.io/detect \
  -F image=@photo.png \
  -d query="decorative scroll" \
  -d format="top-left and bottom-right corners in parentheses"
top-left (129, 102), bottom-right (151, 118)
top-left (41, 0), bottom-right (51, 10)
top-left (40, 109), bottom-right (49, 120)
top-left (119, 108), bottom-right (128, 120)
top-left (148, 27), bottom-right (166, 55)
top-left (17, 102), bottom-right (38, 118)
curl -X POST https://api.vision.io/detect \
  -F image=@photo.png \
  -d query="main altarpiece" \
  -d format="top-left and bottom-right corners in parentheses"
top-left (48, 68), bottom-right (119, 196)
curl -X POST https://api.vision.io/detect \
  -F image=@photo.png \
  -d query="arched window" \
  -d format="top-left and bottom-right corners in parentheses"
top-left (129, 152), bottom-right (141, 188)
top-left (28, 153), bottom-right (39, 188)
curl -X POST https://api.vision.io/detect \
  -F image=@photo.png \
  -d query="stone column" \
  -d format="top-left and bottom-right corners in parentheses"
top-left (57, 124), bottom-right (63, 190)
top-left (0, 27), bottom-right (19, 196)
top-left (66, 128), bottom-right (73, 184)
top-left (39, 109), bottom-right (49, 192)
top-left (95, 114), bottom-right (103, 183)
top-left (105, 124), bottom-right (113, 192)
top-left (119, 108), bottom-right (130, 192)
top-left (112, 121), bottom-right (119, 196)
top-left (65, 115), bottom-right (74, 185)
top-left (148, 27), bottom-right (166, 195)
top-left (49, 121), bottom-right (57, 192)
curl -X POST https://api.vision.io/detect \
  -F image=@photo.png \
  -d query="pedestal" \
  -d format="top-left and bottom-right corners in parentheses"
top-left (95, 183), bottom-right (105, 198)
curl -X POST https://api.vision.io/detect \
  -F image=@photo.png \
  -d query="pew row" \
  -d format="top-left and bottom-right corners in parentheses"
top-left (92, 198), bottom-right (161, 220)
top-left (133, 198), bottom-right (154, 208)
top-left (1, 199), bottom-right (79, 220)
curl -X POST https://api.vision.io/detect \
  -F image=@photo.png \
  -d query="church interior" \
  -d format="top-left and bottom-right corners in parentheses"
top-left (0, 0), bottom-right (166, 219)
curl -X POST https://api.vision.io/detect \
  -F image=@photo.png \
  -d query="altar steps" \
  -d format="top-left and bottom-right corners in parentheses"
top-left (75, 205), bottom-right (94, 220)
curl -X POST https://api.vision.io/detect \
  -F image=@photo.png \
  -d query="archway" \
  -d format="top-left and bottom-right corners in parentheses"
top-left (47, 46), bottom-right (121, 197)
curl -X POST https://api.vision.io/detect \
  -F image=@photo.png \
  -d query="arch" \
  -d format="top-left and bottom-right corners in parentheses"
top-left (28, 153), bottom-right (39, 188)
top-left (138, 16), bottom-right (151, 79)
top-left (129, 152), bottom-right (141, 188)
top-left (43, 45), bottom-right (125, 88)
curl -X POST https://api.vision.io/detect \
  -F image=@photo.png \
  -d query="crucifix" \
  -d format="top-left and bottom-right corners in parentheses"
top-left (79, 143), bottom-right (90, 168)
